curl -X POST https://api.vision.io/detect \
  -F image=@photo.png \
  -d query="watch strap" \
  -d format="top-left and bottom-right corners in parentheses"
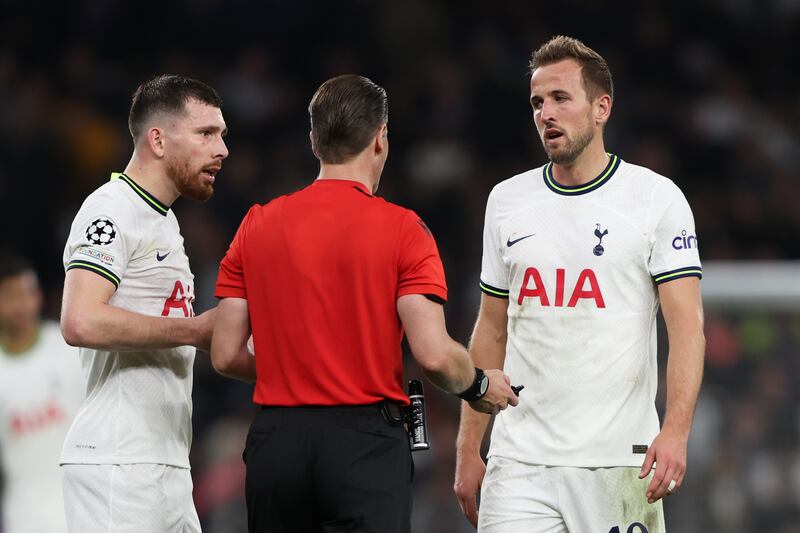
top-left (457, 367), bottom-right (488, 402)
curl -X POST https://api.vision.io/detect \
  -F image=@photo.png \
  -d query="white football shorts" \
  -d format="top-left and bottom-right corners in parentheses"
top-left (478, 456), bottom-right (665, 533)
top-left (62, 463), bottom-right (201, 533)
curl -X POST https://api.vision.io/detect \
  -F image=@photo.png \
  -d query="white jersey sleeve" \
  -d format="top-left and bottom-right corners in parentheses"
top-left (479, 187), bottom-right (510, 298)
top-left (63, 190), bottom-right (140, 289)
top-left (647, 180), bottom-right (702, 284)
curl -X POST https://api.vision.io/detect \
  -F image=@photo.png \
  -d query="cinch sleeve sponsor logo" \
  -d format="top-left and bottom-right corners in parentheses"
top-left (672, 230), bottom-right (699, 250)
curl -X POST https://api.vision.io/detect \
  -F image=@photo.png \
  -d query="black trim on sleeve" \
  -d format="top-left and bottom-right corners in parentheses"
top-left (652, 266), bottom-right (703, 285)
top-left (67, 260), bottom-right (121, 288)
top-left (424, 294), bottom-right (446, 305)
top-left (479, 280), bottom-right (510, 299)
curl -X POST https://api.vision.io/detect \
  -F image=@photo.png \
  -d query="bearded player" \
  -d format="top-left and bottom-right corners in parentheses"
top-left (454, 36), bottom-right (705, 533)
top-left (59, 75), bottom-right (228, 532)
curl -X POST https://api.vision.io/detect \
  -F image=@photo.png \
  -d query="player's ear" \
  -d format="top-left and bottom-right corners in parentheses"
top-left (145, 127), bottom-right (166, 158)
top-left (595, 94), bottom-right (612, 126)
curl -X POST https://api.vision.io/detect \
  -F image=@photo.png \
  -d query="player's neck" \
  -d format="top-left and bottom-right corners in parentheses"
top-left (0, 322), bottom-right (40, 355)
top-left (123, 157), bottom-right (180, 207)
top-left (551, 143), bottom-right (609, 187)
top-left (316, 159), bottom-right (378, 194)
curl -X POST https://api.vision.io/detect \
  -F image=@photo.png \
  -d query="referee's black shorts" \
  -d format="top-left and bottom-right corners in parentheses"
top-left (244, 403), bottom-right (414, 533)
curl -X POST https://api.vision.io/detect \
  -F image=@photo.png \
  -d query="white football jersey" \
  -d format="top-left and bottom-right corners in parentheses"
top-left (0, 322), bottom-right (84, 533)
top-left (61, 173), bottom-right (196, 468)
top-left (480, 155), bottom-right (702, 467)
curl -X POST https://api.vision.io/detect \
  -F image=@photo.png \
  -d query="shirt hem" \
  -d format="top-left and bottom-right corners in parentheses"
top-left (59, 456), bottom-right (190, 469)
top-left (487, 451), bottom-right (646, 468)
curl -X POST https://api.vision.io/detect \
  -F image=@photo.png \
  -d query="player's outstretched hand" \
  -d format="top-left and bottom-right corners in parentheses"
top-left (191, 308), bottom-right (217, 353)
top-left (639, 427), bottom-right (688, 504)
top-left (468, 369), bottom-right (519, 414)
top-left (454, 449), bottom-right (486, 527)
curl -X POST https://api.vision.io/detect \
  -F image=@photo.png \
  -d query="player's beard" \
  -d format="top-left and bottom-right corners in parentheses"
top-left (543, 119), bottom-right (595, 165)
top-left (166, 157), bottom-right (214, 202)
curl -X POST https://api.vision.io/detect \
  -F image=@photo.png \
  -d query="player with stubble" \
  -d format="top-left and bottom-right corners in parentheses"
top-left (59, 75), bottom-right (228, 532)
top-left (454, 36), bottom-right (705, 532)
top-left (211, 74), bottom-right (519, 533)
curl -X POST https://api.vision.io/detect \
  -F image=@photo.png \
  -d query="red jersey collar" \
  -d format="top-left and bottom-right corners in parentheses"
top-left (313, 178), bottom-right (374, 197)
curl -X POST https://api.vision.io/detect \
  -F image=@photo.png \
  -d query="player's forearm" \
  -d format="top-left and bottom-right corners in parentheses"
top-left (456, 297), bottom-right (508, 453)
top-left (61, 302), bottom-right (199, 351)
top-left (658, 278), bottom-right (705, 438)
top-left (457, 402), bottom-right (492, 454)
top-left (663, 327), bottom-right (705, 437)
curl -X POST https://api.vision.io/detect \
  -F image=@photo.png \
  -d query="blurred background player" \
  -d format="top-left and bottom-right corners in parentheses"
top-left (0, 251), bottom-right (84, 533)
top-left (58, 75), bottom-right (227, 533)
top-left (210, 74), bottom-right (519, 533)
top-left (454, 36), bottom-right (705, 532)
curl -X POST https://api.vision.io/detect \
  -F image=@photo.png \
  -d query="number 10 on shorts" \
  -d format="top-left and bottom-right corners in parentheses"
top-left (610, 523), bottom-right (648, 533)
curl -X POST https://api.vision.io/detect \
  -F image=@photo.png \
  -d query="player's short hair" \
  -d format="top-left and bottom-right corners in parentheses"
top-left (128, 74), bottom-right (223, 140)
top-left (0, 250), bottom-right (34, 283)
top-left (529, 36), bottom-right (614, 102)
top-left (308, 74), bottom-right (388, 164)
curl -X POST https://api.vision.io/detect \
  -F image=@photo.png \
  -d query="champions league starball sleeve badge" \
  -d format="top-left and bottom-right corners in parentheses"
top-left (85, 218), bottom-right (117, 246)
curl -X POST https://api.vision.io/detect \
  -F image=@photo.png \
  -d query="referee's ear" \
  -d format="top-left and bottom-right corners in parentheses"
top-left (374, 123), bottom-right (388, 155)
top-left (309, 130), bottom-right (320, 160)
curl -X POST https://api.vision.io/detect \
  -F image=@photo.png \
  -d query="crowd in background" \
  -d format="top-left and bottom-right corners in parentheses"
top-left (1, 1), bottom-right (799, 531)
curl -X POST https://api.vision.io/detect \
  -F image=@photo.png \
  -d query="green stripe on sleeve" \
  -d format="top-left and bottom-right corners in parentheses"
top-left (479, 281), bottom-right (510, 299)
top-left (653, 268), bottom-right (703, 284)
top-left (67, 260), bottom-right (121, 288)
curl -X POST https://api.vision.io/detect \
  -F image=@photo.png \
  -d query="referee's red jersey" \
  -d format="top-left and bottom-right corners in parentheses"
top-left (215, 179), bottom-right (448, 406)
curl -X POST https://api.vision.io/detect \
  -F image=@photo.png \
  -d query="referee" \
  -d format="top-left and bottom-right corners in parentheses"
top-left (211, 74), bottom-right (518, 533)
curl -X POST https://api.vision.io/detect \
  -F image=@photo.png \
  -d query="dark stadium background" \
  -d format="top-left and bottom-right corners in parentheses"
top-left (1, 1), bottom-right (799, 532)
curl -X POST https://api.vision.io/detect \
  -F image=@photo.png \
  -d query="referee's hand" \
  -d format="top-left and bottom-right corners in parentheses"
top-left (468, 369), bottom-right (519, 414)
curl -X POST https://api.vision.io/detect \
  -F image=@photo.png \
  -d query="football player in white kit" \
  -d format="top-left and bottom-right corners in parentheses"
top-left (454, 36), bottom-right (705, 533)
top-left (59, 75), bottom-right (228, 533)
top-left (0, 252), bottom-right (84, 533)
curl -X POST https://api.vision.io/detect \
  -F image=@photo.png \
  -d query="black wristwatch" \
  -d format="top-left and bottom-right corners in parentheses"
top-left (457, 367), bottom-right (489, 402)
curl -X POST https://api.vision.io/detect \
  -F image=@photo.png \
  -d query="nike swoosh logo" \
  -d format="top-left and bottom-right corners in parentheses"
top-left (156, 251), bottom-right (171, 262)
top-left (506, 234), bottom-right (535, 247)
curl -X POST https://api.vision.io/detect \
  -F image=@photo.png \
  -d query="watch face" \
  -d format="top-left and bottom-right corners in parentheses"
top-left (479, 375), bottom-right (489, 395)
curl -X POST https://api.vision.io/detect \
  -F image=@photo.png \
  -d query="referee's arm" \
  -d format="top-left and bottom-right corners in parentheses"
top-left (397, 294), bottom-right (517, 413)
top-left (211, 297), bottom-right (256, 383)
top-left (398, 294), bottom-right (474, 394)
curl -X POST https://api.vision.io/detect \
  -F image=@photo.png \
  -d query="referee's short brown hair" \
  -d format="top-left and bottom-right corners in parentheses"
top-left (530, 36), bottom-right (614, 102)
top-left (309, 75), bottom-right (388, 164)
